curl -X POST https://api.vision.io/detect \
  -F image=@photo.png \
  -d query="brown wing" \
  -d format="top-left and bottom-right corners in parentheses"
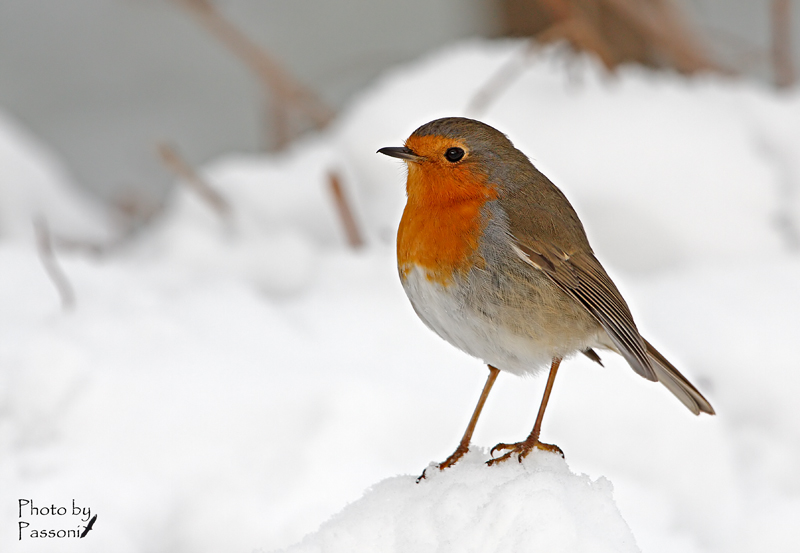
top-left (511, 239), bottom-right (657, 381)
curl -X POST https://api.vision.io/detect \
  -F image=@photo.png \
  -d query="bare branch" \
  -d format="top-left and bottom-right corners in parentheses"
top-left (327, 171), bottom-right (363, 249)
top-left (171, 0), bottom-right (335, 147)
top-left (466, 40), bottom-right (539, 116)
top-left (33, 216), bottom-right (76, 311)
top-left (772, 0), bottom-right (796, 88)
top-left (466, 17), bottom-right (619, 116)
top-left (158, 143), bottom-right (232, 222)
top-left (599, 0), bottom-right (722, 74)
top-left (502, 0), bottom-right (725, 75)
top-left (537, 18), bottom-right (619, 70)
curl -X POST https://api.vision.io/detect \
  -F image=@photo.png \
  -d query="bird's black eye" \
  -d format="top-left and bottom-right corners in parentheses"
top-left (444, 147), bottom-right (465, 162)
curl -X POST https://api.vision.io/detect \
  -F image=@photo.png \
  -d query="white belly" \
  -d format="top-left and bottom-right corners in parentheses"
top-left (400, 265), bottom-right (585, 376)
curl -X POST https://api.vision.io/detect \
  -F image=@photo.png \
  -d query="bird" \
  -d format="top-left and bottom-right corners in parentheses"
top-left (377, 117), bottom-right (714, 472)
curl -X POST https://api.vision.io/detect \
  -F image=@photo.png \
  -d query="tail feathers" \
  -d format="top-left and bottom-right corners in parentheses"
top-left (643, 338), bottom-right (715, 416)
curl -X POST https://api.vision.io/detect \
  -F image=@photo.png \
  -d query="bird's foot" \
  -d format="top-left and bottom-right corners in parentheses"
top-left (486, 439), bottom-right (563, 466)
top-left (439, 443), bottom-right (469, 470)
top-left (416, 443), bottom-right (469, 482)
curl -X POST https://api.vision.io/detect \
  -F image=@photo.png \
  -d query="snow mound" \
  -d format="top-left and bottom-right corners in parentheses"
top-left (0, 110), bottom-right (109, 243)
top-left (283, 450), bottom-right (638, 553)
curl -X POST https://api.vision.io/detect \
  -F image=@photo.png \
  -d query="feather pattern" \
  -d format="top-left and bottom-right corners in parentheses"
top-left (511, 239), bottom-right (657, 381)
top-left (644, 338), bottom-right (715, 415)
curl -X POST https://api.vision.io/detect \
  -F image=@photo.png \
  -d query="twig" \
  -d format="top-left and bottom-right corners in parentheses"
top-left (529, 0), bottom-right (616, 68)
top-left (466, 40), bottom-right (539, 116)
top-left (472, 0), bottom-right (723, 117)
top-left (33, 216), bottom-right (76, 311)
top-left (514, 0), bottom-right (620, 69)
top-left (537, 17), bottom-right (620, 69)
top-left (465, 17), bottom-right (617, 116)
top-left (599, 0), bottom-right (722, 74)
top-left (771, 0), bottom-right (796, 88)
top-left (504, 0), bottom-right (724, 75)
top-left (171, 0), bottom-right (335, 148)
top-left (158, 143), bottom-right (232, 222)
top-left (538, 0), bottom-right (572, 20)
top-left (327, 171), bottom-right (363, 249)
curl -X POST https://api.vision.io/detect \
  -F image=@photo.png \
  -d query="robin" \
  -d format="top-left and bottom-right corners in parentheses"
top-left (378, 117), bottom-right (714, 472)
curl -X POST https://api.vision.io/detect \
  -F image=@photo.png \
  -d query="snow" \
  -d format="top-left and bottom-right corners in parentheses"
top-left (283, 450), bottom-right (638, 553)
top-left (0, 111), bottom-right (109, 244)
top-left (2, 39), bottom-right (800, 553)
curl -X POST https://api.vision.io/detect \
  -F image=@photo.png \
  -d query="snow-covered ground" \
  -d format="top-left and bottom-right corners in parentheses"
top-left (2, 40), bottom-right (800, 552)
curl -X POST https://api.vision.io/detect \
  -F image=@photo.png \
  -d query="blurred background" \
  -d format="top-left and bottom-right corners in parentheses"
top-left (3, 2), bottom-right (800, 552)
top-left (0, 0), bottom-right (797, 213)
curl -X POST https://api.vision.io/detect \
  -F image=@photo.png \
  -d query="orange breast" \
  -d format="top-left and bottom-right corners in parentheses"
top-left (397, 159), bottom-right (497, 285)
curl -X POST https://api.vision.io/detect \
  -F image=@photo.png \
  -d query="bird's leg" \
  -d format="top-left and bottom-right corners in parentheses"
top-left (488, 357), bottom-right (564, 466)
top-left (439, 365), bottom-right (500, 469)
top-left (418, 365), bottom-right (500, 481)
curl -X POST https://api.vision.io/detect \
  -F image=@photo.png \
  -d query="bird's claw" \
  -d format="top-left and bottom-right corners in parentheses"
top-left (486, 440), bottom-right (564, 466)
top-left (439, 443), bottom-right (469, 470)
top-left (416, 443), bottom-right (470, 483)
top-left (489, 441), bottom-right (514, 457)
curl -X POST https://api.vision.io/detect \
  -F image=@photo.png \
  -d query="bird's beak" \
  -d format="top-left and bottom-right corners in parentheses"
top-left (377, 146), bottom-right (424, 162)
